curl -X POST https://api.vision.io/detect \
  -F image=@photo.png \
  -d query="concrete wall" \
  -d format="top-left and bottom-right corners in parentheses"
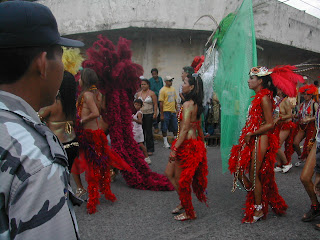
top-left (38, 0), bottom-right (320, 94)
top-left (70, 28), bottom-right (211, 92)
top-left (69, 28), bottom-right (320, 94)
top-left (40, 0), bottom-right (320, 53)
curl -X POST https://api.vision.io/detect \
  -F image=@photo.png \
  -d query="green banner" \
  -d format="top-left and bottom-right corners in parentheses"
top-left (214, 0), bottom-right (257, 173)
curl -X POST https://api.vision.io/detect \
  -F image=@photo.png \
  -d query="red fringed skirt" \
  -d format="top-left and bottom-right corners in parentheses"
top-left (229, 133), bottom-right (288, 222)
top-left (174, 137), bottom-right (208, 219)
top-left (72, 129), bottom-right (131, 214)
top-left (300, 122), bottom-right (316, 159)
top-left (276, 121), bottom-right (297, 163)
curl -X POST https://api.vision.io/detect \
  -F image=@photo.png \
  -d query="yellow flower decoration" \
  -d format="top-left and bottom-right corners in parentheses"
top-left (62, 47), bottom-right (84, 75)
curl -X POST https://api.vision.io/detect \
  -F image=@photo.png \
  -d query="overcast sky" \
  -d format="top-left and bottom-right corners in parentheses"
top-left (278, 0), bottom-right (320, 18)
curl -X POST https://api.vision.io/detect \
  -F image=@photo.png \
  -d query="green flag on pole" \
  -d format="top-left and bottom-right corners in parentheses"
top-left (214, 0), bottom-right (257, 173)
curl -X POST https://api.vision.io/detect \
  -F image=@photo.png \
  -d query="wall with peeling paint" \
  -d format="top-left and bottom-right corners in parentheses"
top-left (38, 0), bottom-right (320, 94)
top-left (40, 0), bottom-right (320, 53)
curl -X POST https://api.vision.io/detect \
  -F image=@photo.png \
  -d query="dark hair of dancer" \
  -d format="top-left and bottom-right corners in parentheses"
top-left (260, 75), bottom-right (277, 97)
top-left (56, 71), bottom-right (76, 120)
top-left (80, 68), bottom-right (99, 90)
top-left (184, 74), bottom-right (204, 119)
top-left (141, 79), bottom-right (150, 86)
top-left (0, 46), bottom-right (58, 84)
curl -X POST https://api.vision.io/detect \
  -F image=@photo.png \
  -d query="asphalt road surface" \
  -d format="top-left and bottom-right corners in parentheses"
top-left (72, 141), bottom-right (319, 240)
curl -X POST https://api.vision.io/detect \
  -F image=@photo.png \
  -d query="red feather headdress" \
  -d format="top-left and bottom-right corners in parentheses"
top-left (191, 55), bottom-right (204, 73)
top-left (269, 65), bottom-right (304, 97)
top-left (299, 84), bottom-right (318, 95)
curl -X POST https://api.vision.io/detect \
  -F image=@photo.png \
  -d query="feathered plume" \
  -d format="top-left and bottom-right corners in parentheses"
top-left (82, 35), bottom-right (143, 96)
top-left (191, 55), bottom-right (205, 73)
top-left (62, 47), bottom-right (84, 75)
top-left (270, 65), bottom-right (304, 97)
top-left (299, 84), bottom-right (318, 95)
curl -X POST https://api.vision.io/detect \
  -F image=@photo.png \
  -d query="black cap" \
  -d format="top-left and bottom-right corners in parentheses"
top-left (0, 1), bottom-right (84, 48)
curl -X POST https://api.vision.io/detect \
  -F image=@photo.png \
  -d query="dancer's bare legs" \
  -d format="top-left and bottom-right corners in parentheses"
top-left (300, 144), bottom-right (319, 221)
top-left (249, 135), bottom-right (268, 218)
top-left (165, 161), bottom-right (183, 212)
top-left (173, 159), bottom-right (192, 219)
top-left (276, 129), bottom-right (290, 166)
top-left (293, 129), bottom-right (305, 159)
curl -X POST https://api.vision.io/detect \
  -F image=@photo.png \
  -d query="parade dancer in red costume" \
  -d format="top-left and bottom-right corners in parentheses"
top-left (270, 66), bottom-right (304, 173)
top-left (273, 90), bottom-right (295, 173)
top-left (72, 68), bottom-right (131, 214)
top-left (230, 66), bottom-right (288, 223)
top-left (294, 84), bottom-right (318, 167)
top-left (82, 35), bottom-right (174, 191)
top-left (297, 85), bottom-right (320, 222)
top-left (168, 74), bottom-right (208, 221)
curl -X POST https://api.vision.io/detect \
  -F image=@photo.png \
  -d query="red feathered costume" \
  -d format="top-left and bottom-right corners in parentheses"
top-left (229, 89), bottom-right (287, 223)
top-left (73, 91), bottom-right (131, 214)
top-left (270, 65), bottom-right (304, 164)
top-left (172, 109), bottom-right (208, 219)
top-left (297, 99), bottom-right (317, 159)
top-left (82, 35), bottom-right (174, 191)
top-left (280, 121), bottom-right (297, 163)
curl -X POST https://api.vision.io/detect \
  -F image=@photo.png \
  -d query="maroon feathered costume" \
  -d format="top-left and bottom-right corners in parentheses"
top-left (82, 35), bottom-right (174, 191)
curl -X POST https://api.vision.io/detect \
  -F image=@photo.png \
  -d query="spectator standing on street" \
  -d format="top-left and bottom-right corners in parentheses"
top-left (0, 1), bottom-right (84, 239)
top-left (159, 76), bottom-right (178, 148)
top-left (149, 68), bottom-right (163, 133)
top-left (136, 79), bottom-right (158, 156)
top-left (179, 66), bottom-right (194, 106)
top-left (132, 99), bottom-right (151, 164)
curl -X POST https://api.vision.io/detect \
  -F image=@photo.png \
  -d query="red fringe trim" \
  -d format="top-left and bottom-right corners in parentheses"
top-left (301, 123), bottom-right (316, 159)
top-left (72, 129), bottom-right (131, 214)
top-left (174, 137), bottom-right (208, 219)
top-left (282, 121), bottom-right (297, 163)
top-left (228, 89), bottom-right (288, 222)
top-left (274, 121), bottom-right (297, 163)
top-left (107, 90), bottom-right (174, 191)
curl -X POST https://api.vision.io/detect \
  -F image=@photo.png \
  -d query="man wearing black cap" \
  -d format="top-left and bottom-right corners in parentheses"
top-left (0, 1), bottom-right (84, 239)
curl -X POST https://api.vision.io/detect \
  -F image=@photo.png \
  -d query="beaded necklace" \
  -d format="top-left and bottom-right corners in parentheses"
top-left (176, 106), bottom-right (183, 140)
top-left (301, 100), bottom-right (312, 119)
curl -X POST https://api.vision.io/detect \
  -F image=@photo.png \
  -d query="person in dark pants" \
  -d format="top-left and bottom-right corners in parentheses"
top-left (159, 76), bottom-right (178, 148)
top-left (136, 79), bottom-right (158, 155)
top-left (149, 68), bottom-right (163, 133)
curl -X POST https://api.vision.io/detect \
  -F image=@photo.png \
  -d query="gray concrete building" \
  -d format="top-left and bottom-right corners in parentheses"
top-left (40, 0), bottom-right (320, 89)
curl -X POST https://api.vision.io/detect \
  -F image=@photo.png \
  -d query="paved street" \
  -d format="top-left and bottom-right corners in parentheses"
top-left (72, 141), bottom-right (320, 240)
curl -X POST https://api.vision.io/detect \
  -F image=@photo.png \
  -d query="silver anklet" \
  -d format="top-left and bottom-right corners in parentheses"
top-left (254, 204), bottom-right (263, 211)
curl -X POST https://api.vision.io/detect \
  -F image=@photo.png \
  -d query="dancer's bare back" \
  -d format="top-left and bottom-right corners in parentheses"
top-left (81, 91), bottom-right (103, 130)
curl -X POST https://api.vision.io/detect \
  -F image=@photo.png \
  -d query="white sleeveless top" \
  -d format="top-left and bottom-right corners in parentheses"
top-left (139, 93), bottom-right (154, 115)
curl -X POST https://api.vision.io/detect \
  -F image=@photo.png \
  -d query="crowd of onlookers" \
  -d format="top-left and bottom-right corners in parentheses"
top-left (133, 67), bottom-right (221, 164)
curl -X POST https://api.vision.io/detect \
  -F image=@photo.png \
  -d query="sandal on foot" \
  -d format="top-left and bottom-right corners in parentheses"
top-left (244, 214), bottom-right (264, 224)
top-left (172, 205), bottom-right (184, 214)
top-left (301, 205), bottom-right (320, 222)
top-left (75, 188), bottom-right (87, 198)
top-left (174, 213), bottom-right (196, 221)
top-left (314, 223), bottom-right (320, 231)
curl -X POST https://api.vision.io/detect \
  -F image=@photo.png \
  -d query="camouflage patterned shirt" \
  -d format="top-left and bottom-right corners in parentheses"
top-left (0, 91), bottom-right (80, 240)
